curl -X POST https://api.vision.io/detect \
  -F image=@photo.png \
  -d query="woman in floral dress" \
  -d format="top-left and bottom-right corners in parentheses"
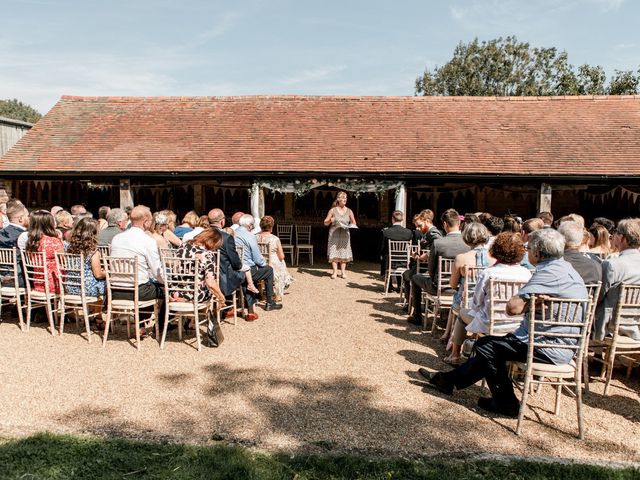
top-left (323, 191), bottom-right (357, 279)
top-left (25, 210), bottom-right (65, 294)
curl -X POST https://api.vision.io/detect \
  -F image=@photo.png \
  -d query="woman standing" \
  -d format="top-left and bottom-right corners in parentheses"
top-left (25, 210), bottom-right (65, 294)
top-left (323, 191), bottom-right (357, 279)
top-left (256, 216), bottom-right (292, 301)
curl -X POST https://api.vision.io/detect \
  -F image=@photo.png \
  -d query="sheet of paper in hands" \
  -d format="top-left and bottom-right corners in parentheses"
top-left (338, 222), bottom-right (358, 229)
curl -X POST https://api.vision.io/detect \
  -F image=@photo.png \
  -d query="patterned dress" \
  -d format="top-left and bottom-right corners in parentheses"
top-left (327, 207), bottom-right (353, 263)
top-left (259, 233), bottom-right (292, 299)
top-left (173, 243), bottom-right (218, 303)
top-left (33, 235), bottom-right (65, 294)
top-left (66, 250), bottom-right (106, 297)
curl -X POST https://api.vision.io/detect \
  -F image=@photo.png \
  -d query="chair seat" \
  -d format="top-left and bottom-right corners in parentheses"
top-left (168, 301), bottom-right (208, 312)
top-left (111, 299), bottom-right (157, 310)
top-left (0, 286), bottom-right (25, 296)
top-left (514, 359), bottom-right (577, 378)
top-left (598, 335), bottom-right (640, 349)
top-left (282, 244), bottom-right (294, 249)
top-left (297, 244), bottom-right (313, 249)
top-left (61, 294), bottom-right (101, 304)
top-left (29, 291), bottom-right (58, 300)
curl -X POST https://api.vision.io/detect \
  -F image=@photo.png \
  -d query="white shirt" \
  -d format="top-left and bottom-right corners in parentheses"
top-left (111, 226), bottom-right (164, 285)
top-left (466, 263), bottom-right (532, 335)
top-left (181, 227), bottom-right (204, 243)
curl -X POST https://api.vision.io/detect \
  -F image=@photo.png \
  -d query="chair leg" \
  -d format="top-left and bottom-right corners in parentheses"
top-left (134, 310), bottom-right (141, 350)
top-left (160, 314), bottom-right (169, 350)
top-left (58, 300), bottom-right (66, 336)
top-left (195, 311), bottom-right (203, 352)
top-left (383, 272), bottom-right (390, 296)
top-left (16, 295), bottom-right (25, 331)
top-left (576, 381), bottom-right (585, 440)
top-left (82, 304), bottom-right (92, 343)
top-left (583, 354), bottom-right (590, 393)
top-left (45, 298), bottom-right (56, 336)
top-left (516, 371), bottom-right (532, 435)
top-left (102, 311), bottom-right (111, 347)
top-left (603, 345), bottom-right (617, 396)
top-left (554, 382), bottom-right (562, 415)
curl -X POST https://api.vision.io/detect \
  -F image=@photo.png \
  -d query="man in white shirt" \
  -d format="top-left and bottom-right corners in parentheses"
top-left (111, 205), bottom-right (166, 331)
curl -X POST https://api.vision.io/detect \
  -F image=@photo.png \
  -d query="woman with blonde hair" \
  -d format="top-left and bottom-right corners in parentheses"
top-left (323, 191), bottom-right (357, 279)
top-left (174, 210), bottom-right (199, 239)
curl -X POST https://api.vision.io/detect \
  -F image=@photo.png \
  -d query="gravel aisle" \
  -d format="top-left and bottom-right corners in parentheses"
top-left (1, 261), bottom-right (638, 461)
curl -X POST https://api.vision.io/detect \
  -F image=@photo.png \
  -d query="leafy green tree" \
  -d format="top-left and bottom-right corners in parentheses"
top-left (415, 37), bottom-right (634, 96)
top-left (0, 99), bottom-right (42, 123)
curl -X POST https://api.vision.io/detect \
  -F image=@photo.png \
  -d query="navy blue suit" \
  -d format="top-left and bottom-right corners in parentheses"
top-left (216, 229), bottom-right (245, 296)
top-left (0, 224), bottom-right (26, 287)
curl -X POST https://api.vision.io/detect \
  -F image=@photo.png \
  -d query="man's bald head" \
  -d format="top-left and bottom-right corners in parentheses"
top-left (231, 211), bottom-right (244, 225)
top-left (208, 208), bottom-right (225, 228)
top-left (130, 205), bottom-right (152, 228)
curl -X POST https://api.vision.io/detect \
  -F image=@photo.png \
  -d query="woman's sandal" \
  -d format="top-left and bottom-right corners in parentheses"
top-left (330, 273), bottom-right (337, 279)
top-left (247, 284), bottom-right (260, 294)
top-left (443, 355), bottom-right (465, 366)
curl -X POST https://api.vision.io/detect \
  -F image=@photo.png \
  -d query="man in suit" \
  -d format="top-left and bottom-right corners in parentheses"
top-left (0, 202), bottom-right (29, 287)
top-left (594, 218), bottom-right (640, 340)
top-left (557, 221), bottom-right (602, 284)
top-left (409, 209), bottom-right (469, 325)
top-left (380, 210), bottom-right (413, 291)
top-left (207, 208), bottom-right (251, 319)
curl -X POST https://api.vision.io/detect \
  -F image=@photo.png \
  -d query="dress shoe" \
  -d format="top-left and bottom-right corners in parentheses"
top-left (477, 397), bottom-right (519, 418)
top-left (418, 368), bottom-right (454, 395)
top-left (245, 313), bottom-right (259, 322)
top-left (264, 302), bottom-right (283, 311)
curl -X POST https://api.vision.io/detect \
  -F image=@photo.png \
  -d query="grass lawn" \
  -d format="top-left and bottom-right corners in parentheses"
top-left (0, 433), bottom-right (638, 479)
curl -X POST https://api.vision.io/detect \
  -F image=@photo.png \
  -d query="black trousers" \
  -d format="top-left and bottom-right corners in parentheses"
top-left (410, 274), bottom-right (435, 318)
top-left (245, 265), bottom-right (274, 307)
top-left (112, 281), bottom-right (166, 326)
top-left (440, 334), bottom-right (553, 407)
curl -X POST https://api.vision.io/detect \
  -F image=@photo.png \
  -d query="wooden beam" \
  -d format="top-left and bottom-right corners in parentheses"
top-left (538, 183), bottom-right (552, 213)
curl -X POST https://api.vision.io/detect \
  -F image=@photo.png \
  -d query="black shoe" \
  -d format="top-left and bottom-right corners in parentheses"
top-left (264, 302), bottom-right (283, 311)
top-left (477, 397), bottom-right (519, 418)
top-left (401, 304), bottom-right (409, 313)
top-left (407, 316), bottom-right (422, 326)
top-left (418, 368), bottom-right (454, 395)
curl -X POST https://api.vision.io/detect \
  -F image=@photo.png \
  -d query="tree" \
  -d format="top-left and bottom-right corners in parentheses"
top-left (415, 37), bottom-right (636, 96)
top-left (0, 99), bottom-right (42, 123)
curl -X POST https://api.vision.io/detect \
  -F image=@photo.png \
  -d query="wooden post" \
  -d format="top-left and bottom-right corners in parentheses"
top-left (379, 191), bottom-right (390, 224)
top-left (538, 183), bottom-right (552, 213)
top-left (119, 178), bottom-right (134, 210)
top-left (476, 186), bottom-right (487, 212)
top-left (284, 192), bottom-right (294, 221)
top-left (193, 184), bottom-right (204, 214)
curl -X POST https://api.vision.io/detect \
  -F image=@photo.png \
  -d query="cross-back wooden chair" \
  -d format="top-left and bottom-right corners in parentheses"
top-left (0, 247), bottom-right (26, 330)
top-left (406, 245), bottom-right (424, 310)
top-left (512, 295), bottom-right (591, 439)
top-left (384, 240), bottom-right (411, 296)
top-left (486, 279), bottom-right (529, 336)
top-left (102, 256), bottom-right (159, 350)
top-left (276, 224), bottom-right (294, 263)
top-left (97, 245), bottom-right (111, 259)
top-left (159, 247), bottom-right (173, 261)
top-left (161, 255), bottom-right (210, 351)
top-left (55, 251), bottom-right (103, 342)
top-left (425, 257), bottom-right (455, 332)
top-left (21, 250), bottom-right (59, 335)
top-left (257, 240), bottom-right (271, 264)
top-left (581, 282), bottom-right (602, 392)
top-left (295, 225), bottom-right (313, 265)
top-left (587, 283), bottom-right (640, 395)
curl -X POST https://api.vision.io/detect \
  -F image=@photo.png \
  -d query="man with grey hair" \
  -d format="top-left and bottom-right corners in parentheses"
top-left (234, 214), bottom-right (282, 314)
top-left (98, 208), bottom-right (129, 246)
top-left (418, 228), bottom-right (587, 417)
top-left (558, 221), bottom-right (602, 283)
top-left (594, 218), bottom-right (640, 340)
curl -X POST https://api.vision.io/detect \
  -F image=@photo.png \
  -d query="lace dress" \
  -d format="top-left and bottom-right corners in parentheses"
top-left (259, 233), bottom-right (292, 299)
top-left (327, 207), bottom-right (353, 263)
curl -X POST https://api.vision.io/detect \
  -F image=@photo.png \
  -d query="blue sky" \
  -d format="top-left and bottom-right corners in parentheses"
top-left (2, 0), bottom-right (638, 114)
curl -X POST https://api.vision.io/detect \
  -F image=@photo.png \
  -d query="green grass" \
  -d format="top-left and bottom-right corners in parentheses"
top-left (0, 433), bottom-right (637, 480)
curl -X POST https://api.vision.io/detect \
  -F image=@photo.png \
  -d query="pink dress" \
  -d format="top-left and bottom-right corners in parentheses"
top-left (33, 235), bottom-right (65, 294)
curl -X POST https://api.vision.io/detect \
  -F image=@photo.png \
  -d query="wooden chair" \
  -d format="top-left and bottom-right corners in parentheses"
top-left (406, 246), bottom-right (426, 310)
top-left (581, 282), bottom-right (602, 393)
top-left (102, 256), bottom-right (159, 350)
top-left (587, 283), bottom-right (640, 395)
top-left (383, 240), bottom-right (411, 296)
top-left (425, 257), bottom-right (455, 332)
top-left (276, 224), bottom-right (294, 263)
top-left (21, 250), bottom-right (59, 335)
top-left (447, 265), bottom-right (487, 337)
top-left (0, 247), bottom-right (26, 330)
top-left (512, 295), bottom-right (591, 439)
top-left (161, 255), bottom-right (210, 351)
top-left (55, 251), bottom-right (103, 342)
top-left (257, 240), bottom-right (271, 264)
top-left (97, 245), bottom-right (111, 258)
top-left (486, 279), bottom-right (529, 336)
top-left (159, 247), bottom-right (173, 260)
top-left (295, 225), bottom-right (313, 265)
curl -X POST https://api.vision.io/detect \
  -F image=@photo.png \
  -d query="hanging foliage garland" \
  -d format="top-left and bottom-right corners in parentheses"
top-left (255, 178), bottom-right (402, 197)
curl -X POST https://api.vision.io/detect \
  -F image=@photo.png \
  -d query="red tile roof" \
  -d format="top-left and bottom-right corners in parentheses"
top-left (2, 95), bottom-right (640, 177)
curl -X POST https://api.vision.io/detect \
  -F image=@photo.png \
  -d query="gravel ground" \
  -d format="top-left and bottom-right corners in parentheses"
top-left (1, 261), bottom-right (639, 462)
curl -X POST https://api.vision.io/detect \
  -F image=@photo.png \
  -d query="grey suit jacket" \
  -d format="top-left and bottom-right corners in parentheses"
top-left (593, 248), bottom-right (640, 340)
top-left (427, 232), bottom-right (469, 291)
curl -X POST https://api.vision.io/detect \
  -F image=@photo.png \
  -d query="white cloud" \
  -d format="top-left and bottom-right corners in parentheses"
top-left (279, 66), bottom-right (347, 86)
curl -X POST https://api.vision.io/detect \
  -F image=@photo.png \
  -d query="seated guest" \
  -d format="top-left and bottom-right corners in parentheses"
top-left (55, 210), bottom-right (74, 242)
top-left (154, 210), bottom-right (181, 247)
top-left (70, 204), bottom-right (87, 218)
top-left (592, 217), bottom-right (616, 236)
top-left (66, 218), bottom-right (106, 297)
top-left (173, 211), bottom-right (199, 239)
top-left (537, 211), bottom-right (553, 228)
top-left (441, 222), bottom-right (493, 349)
top-left (446, 232), bottom-right (532, 365)
top-left (588, 224), bottom-right (613, 260)
top-left (256, 216), bottom-right (293, 301)
top-left (97, 206), bottom-right (110, 231)
top-left (207, 208), bottom-right (250, 319)
top-left (149, 212), bottom-right (171, 250)
top-left (502, 215), bottom-right (522, 234)
top-left (409, 209), bottom-right (468, 326)
top-left (402, 209), bottom-right (442, 305)
top-left (111, 205), bottom-right (166, 332)
top-left (557, 221), bottom-right (602, 284)
top-left (419, 228), bottom-right (587, 417)
top-left (181, 215), bottom-right (210, 243)
top-left (0, 202), bottom-right (8, 229)
top-left (173, 228), bottom-right (226, 305)
top-left (98, 208), bottom-right (128, 246)
top-left (379, 210), bottom-right (413, 288)
top-left (25, 210), bottom-right (65, 294)
top-left (234, 214), bottom-right (282, 314)
top-left (521, 218), bottom-right (544, 271)
top-left (230, 211), bottom-right (244, 231)
top-left (481, 214), bottom-right (503, 250)
top-left (0, 202), bottom-right (29, 287)
top-left (594, 218), bottom-right (640, 341)
top-left (556, 213), bottom-right (585, 229)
